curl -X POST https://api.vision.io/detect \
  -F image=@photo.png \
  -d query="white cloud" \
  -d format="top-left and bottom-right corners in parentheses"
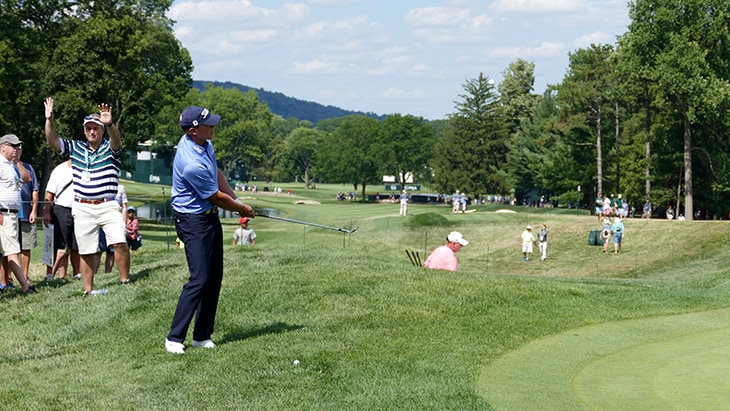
top-left (489, 42), bottom-right (566, 58)
top-left (229, 29), bottom-right (279, 43)
top-left (490, 0), bottom-right (586, 14)
top-left (405, 6), bottom-right (473, 27)
top-left (574, 31), bottom-right (616, 48)
top-left (378, 87), bottom-right (430, 99)
top-left (168, 0), bottom-right (631, 119)
top-left (169, 1), bottom-right (309, 24)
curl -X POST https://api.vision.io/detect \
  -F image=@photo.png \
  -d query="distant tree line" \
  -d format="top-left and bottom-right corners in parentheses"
top-left (2, 0), bottom-right (730, 220)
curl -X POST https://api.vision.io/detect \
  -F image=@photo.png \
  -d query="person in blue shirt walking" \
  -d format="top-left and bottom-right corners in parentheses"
top-left (165, 106), bottom-right (255, 354)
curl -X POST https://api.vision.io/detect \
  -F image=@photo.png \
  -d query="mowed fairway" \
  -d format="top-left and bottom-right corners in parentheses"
top-left (478, 308), bottom-right (730, 410)
top-left (2, 182), bottom-right (730, 410)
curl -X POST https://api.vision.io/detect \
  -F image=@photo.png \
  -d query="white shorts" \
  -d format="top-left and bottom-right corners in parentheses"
top-left (72, 201), bottom-right (126, 255)
top-left (522, 243), bottom-right (533, 253)
top-left (0, 211), bottom-right (21, 255)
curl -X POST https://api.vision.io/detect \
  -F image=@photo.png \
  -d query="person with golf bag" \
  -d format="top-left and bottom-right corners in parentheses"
top-left (165, 106), bottom-right (255, 354)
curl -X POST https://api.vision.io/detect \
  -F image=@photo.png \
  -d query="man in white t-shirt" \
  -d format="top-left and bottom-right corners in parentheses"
top-left (0, 134), bottom-right (35, 293)
top-left (43, 159), bottom-right (80, 280)
top-left (232, 217), bottom-right (256, 245)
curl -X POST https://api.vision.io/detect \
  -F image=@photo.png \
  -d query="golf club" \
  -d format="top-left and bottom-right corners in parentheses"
top-left (256, 213), bottom-right (359, 234)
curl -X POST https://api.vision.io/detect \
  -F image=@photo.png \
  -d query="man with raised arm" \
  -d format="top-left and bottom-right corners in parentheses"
top-left (44, 97), bottom-right (130, 296)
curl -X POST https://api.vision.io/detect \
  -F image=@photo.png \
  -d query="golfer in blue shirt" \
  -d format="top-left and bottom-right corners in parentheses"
top-left (165, 106), bottom-right (255, 354)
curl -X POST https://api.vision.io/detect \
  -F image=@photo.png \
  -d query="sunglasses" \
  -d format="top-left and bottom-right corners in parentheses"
top-left (85, 114), bottom-right (101, 120)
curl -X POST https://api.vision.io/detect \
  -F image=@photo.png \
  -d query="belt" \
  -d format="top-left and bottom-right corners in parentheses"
top-left (0, 208), bottom-right (18, 214)
top-left (204, 206), bottom-right (219, 215)
top-left (75, 197), bottom-right (116, 205)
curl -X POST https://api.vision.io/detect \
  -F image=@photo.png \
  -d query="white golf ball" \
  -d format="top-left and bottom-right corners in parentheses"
top-left (293, 359), bottom-right (300, 365)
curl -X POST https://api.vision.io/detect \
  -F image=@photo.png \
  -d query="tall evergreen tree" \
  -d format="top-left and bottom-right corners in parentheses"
top-left (432, 73), bottom-right (508, 196)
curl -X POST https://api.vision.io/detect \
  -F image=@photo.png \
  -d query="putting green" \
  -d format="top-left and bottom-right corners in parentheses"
top-left (476, 308), bottom-right (730, 410)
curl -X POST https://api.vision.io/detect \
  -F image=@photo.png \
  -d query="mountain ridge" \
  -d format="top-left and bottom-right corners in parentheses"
top-left (192, 80), bottom-right (386, 124)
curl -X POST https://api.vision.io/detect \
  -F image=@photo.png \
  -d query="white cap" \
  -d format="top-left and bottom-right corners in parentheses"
top-left (526, 225), bottom-right (532, 230)
top-left (447, 231), bottom-right (469, 246)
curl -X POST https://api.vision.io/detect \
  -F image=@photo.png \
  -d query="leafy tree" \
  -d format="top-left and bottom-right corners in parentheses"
top-left (282, 127), bottom-right (322, 189)
top-left (317, 116), bottom-right (381, 200)
top-left (259, 116), bottom-right (312, 182)
top-left (432, 73), bottom-right (508, 196)
top-left (195, 86), bottom-right (273, 179)
top-left (555, 44), bottom-right (617, 198)
top-left (623, 0), bottom-right (730, 220)
top-left (41, 0), bottom-right (192, 166)
top-left (378, 114), bottom-right (435, 188)
top-left (499, 59), bottom-right (540, 136)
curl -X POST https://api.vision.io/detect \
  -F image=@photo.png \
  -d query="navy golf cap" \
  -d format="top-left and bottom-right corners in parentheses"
top-left (179, 106), bottom-right (221, 130)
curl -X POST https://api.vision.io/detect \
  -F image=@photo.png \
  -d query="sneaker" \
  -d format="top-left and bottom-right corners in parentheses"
top-left (83, 289), bottom-right (109, 297)
top-left (73, 274), bottom-right (82, 280)
top-left (23, 286), bottom-right (37, 295)
top-left (192, 339), bottom-right (216, 349)
top-left (5, 282), bottom-right (15, 288)
top-left (165, 339), bottom-right (185, 354)
top-left (45, 274), bottom-right (55, 281)
top-left (120, 279), bottom-right (131, 285)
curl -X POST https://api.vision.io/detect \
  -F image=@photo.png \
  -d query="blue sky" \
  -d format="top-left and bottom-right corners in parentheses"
top-left (168, 0), bottom-right (630, 120)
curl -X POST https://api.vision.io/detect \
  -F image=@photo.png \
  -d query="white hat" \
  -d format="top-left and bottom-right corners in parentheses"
top-left (526, 225), bottom-right (532, 230)
top-left (447, 231), bottom-right (469, 246)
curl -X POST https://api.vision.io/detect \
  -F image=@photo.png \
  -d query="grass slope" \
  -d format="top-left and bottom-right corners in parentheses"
top-left (2, 182), bottom-right (730, 410)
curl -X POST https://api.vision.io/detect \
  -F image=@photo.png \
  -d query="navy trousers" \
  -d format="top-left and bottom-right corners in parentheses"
top-left (167, 211), bottom-right (224, 343)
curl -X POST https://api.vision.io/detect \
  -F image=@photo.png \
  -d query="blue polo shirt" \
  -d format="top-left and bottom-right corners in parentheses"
top-left (18, 162), bottom-right (38, 221)
top-left (171, 134), bottom-right (218, 214)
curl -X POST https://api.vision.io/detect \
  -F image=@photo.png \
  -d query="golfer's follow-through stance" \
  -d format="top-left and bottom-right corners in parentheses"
top-left (165, 106), bottom-right (255, 354)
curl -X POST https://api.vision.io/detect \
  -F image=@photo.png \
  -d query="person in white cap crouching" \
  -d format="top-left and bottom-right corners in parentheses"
top-left (424, 231), bottom-right (469, 272)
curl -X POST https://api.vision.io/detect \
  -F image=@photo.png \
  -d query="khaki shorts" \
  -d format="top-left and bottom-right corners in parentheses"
top-left (0, 211), bottom-right (21, 255)
top-left (20, 220), bottom-right (37, 251)
top-left (72, 201), bottom-right (126, 255)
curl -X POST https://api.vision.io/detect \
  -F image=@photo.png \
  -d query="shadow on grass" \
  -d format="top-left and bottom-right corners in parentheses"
top-left (220, 322), bottom-right (304, 345)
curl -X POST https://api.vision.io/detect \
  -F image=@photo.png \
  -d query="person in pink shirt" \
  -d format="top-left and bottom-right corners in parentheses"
top-left (125, 206), bottom-right (141, 250)
top-left (423, 231), bottom-right (469, 271)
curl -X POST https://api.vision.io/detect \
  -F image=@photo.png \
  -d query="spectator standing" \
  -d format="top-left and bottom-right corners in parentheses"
top-left (101, 184), bottom-right (129, 274)
top-left (165, 106), bottom-right (255, 354)
top-left (44, 97), bottom-right (130, 295)
top-left (116, 184), bottom-right (128, 223)
top-left (520, 225), bottom-right (536, 261)
top-left (399, 190), bottom-right (408, 216)
top-left (611, 217), bottom-right (625, 253)
top-left (43, 159), bottom-right (80, 280)
top-left (232, 217), bottom-right (256, 245)
top-left (1, 145), bottom-right (38, 285)
top-left (451, 190), bottom-right (460, 213)
top-left (16, 145), bottom-right (38, 279)
top-left (600, 218), bottom-right (612, 253)
top-left (0, 134), bottom-right (35, 294)
top-left (125, 206), bottom-right (141, 250)
top-left (643, 200), bottom-right (652, 219)
top-left (537, 224), bottom-right (549, 261)
top-left (424, 231), bottom-right (469, 272)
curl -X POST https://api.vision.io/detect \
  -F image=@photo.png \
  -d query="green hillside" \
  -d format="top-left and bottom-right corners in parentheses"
top-left (2, 181), bottom-right (729, 410)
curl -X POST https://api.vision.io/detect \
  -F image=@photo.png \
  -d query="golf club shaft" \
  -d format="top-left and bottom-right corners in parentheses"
top-left (257, 213), bottom-right (356, 233)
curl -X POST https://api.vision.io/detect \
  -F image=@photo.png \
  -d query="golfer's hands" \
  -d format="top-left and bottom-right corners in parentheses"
top-left (239, 203), bottom-right (255, 218)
